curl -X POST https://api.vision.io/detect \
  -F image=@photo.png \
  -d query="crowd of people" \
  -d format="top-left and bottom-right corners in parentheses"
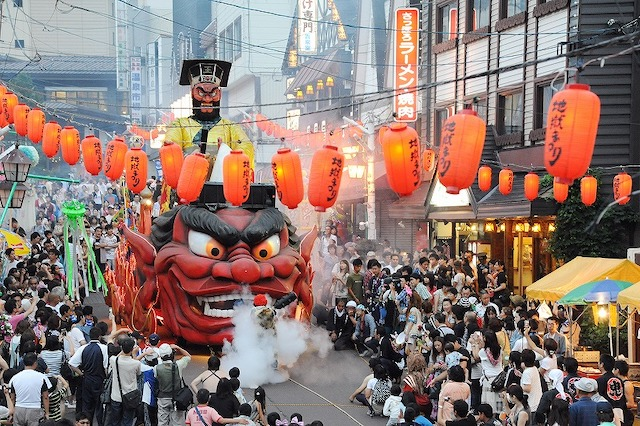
top-left (314, 219), bottom-right (636, 426)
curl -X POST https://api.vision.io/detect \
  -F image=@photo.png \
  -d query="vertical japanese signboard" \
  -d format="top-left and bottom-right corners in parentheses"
top-left (130, 57), bottom-right (142, 122)
top-left (298, 0), bottom-right (317, 55)
top-left (394, 8), bottom-right (419, 122)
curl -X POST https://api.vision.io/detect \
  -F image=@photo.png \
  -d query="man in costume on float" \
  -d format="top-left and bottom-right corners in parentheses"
top-left (162, 59), bottom-right (255, 209)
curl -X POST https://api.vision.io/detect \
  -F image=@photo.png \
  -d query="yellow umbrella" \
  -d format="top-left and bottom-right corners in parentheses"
top-left (0, 229), bottom-right (30, 256)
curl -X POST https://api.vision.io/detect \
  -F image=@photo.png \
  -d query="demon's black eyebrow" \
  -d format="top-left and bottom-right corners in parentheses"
top-left (241, 208), bottom-right (285, 245)
top-left (180, 206), bottom-right (240, 246)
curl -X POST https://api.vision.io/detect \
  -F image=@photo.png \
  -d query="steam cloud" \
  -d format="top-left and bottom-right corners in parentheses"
top-left (220, 296), bottom-right (333, 388)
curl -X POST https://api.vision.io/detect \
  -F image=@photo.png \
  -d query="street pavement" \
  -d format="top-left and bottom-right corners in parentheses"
top-left (72, 293), bottom-right (390, 425)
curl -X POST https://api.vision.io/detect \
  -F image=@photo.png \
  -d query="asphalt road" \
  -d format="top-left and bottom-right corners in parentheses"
top-left (78, 292), bottom-right (390, 425)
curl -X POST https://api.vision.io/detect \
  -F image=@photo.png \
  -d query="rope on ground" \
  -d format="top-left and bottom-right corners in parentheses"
top-left (287, 377), bottom-right (365, 426)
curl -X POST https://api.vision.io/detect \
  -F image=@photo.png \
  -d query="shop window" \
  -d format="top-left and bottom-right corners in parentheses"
top-left (437, 2), bottom-right (458, 43)
top-left (500, 0), bottom-right (526, 18)
top-left (535, 82), bottom-right (554, 129)
top-left (497, 91), bottom-right (523, 134)
top-left (467, 0), bottom-right (490, 31)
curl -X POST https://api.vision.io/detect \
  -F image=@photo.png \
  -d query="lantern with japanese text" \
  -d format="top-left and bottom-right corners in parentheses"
top-left (380, 122), bottom-right (422, 196)
top-left (477, 165), bottom-right (492, 191)
top-left (437, 109), bottom-right (486, 194)
top-left (81, 135), bottom-right (103, 176)
top-left (27, 108), bottom-right (45, 143)
top-left (104, 137), bottom-right (128, 181)
top-left (271, 148), bottom-right (304, 209)
top-left (553, 178), bottom-right (569, 203)
top-left (308, 145), bottom-right (345, 212)
top-left (581, 175), bottom-right (597, 206)
top-left (12, 104), bottom-right (30, 136)
top-left (544, 84), bottom-right (601, 184)
top-left (1, 92), bottom-right (18, 125)
top-left (423, 147), bottom-right (435, 172)
top-left (159, 142), bottom-right (184, 188)
top-left (42, 121), bottom-right (61, 158)
top-left (177, 153), bottom-right (209, 203)
top-left (524, 172), bottom-right (539, 202)
top-left (613, 172), bottom-right (632, 205)
top-left (60, 126), bottom-right (81, 165)
top-left (125, 147), bottom-right (148, 194)
top-left (499, 168), bottom-right (514, 195)
top-left (223, 149), bottom-right (252, 206)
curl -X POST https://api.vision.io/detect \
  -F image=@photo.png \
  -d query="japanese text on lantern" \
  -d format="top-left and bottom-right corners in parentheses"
top-left (297, 0), bottom-right (317, 55)
top-left (394, 8), bottom-right (419, 122)
top-left (410, 138), bottom-right (420, 186)
top-left (327, 156), bottom-right (343, 202)
top-left (242, 161), bottom-right (251, 197)
top-left (438, 121), bottom-right (456, 176)
top-left (547, 98), bottom-right (566, 167)
top-left (130, 156), bottom-right (140, 187)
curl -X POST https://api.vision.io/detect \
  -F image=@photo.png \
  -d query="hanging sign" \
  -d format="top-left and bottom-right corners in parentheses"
top-left (394, 8), bottom-right (420, 122)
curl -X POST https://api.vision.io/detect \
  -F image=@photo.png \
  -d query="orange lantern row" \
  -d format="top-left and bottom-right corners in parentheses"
top-left (27, 108), bottom-right (45, 144)
top-left (271, 148), bottom-right (304, 209)
top-left (81, 135), bottom-right (103, 176)
top-left (104, 137), bottom-right (128, 181)
top-left (159, 142), bottom-right (184, 189)
top-left (125, 147), bottom-right (148, 194)
top-left (613, 172), bottom-right (632, 205)
top-left (42, 121), bottom-right (61, 158)
top-left (13, 104), bottom-right (30, 136)
top-left (177, 153), bottom-right (209, 203)
top-left (544, 83), bottom-right (600, 184)
top-left (60, 126), bottom-right (81, 165)
top-left (581, 175), bottom-right (597, 206)
top-left (223, 149), bottom-right (252, 206)
top-left (477, 165), bottom-right (492, 191)
top-left (308, 145), bottom-right (345, 212)
top-left (129, 124), bottom-right (159, 140)
top-left (499, 168), bottom-right (514, 195)
top-left (379, 122), bottom-right (421, 197)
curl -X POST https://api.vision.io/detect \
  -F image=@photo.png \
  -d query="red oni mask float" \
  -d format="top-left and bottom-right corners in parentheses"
top-left (118, 205), bottom-right (315, 345)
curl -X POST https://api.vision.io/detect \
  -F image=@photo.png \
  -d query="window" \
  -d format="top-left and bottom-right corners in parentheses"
top-left (233, 17), bottom-right (242, 59)
top-left (437, 3), bottom-right (458, 43)
top-left (535, 82), bottom-right (554, 129)
top-left (48, 90), bottom-right (108, 111)
top-left (498, 91), bottom-right (523, 134)
top-left (468, 0), bottom-right (490, 31)
top-left (13, 0), bottom-right (23, 7)
top-left (14, 40), bottom-right (24, 48)
top-left (501, 0), bottom-right (526, 18)
top-left (465, 97), bottom-right (488, 123)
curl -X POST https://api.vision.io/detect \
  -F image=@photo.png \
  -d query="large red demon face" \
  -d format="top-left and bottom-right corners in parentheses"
top-left (126, 206), bottom-right (314, 345)
top-left (191, 82), bottom-right (221, 120)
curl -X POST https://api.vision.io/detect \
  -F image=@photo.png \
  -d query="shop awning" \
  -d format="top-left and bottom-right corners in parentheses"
top-left (426, 178), bottom-right (476, 220)
top-left (388, 182), bottom-right (430, 219)
top-left (617, 282), bottom-right (640, 311)
top-left (476, 177), bottom-right (557, 219)
top-left (526, 256), bottom-right (640, 302)
top-left (285, 49), bottom-right (341, 95)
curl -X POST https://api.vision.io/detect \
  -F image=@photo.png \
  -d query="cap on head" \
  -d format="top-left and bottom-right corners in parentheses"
top-left (179, 59), bottom-right (232, 87)
top-left (158, 343), bottom-right (173, 359)
top-left (356, 304), bottom-right (366, 311)
top-left (346, 300), bottom-right (357, 308)
top-left (597, 401), bottom-right (613, 413)
top-left (254, 294), bottom-right (268, 307)
top-left (574, 377), bottom-right (597, 393)
top-left (148, 333), bottom-right (160, 345)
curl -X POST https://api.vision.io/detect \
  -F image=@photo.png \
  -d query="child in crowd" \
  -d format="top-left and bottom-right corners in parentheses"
top-left (185, 388), bottom-right (247, 425)
top-left (238, 403), bottom-right (256, 426)
top-left (383, 384), bottom-right (405, 426)
top-left (290, 413), bottom-right (304, 425)
top-left (231, 377), bottom-right (247, 405)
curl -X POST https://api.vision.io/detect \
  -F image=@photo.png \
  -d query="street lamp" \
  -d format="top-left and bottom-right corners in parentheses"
top-left (0, 145), bottom-right (33, 217)
top-left (1, 147), bottom-right (32, 182)
top-left (0, 182), bottom-right (28, 208)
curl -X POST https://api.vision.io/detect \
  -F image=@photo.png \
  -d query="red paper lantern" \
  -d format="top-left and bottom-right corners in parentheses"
top-left (27, 108), bottom-right (45, 143)
top-left (380, 122), bottom-right (421, 196)
top-left (613, 172), bottom-right (632, 205)
top-left (223, 149), bottom-right (252, 206)
top-left (255, 113), bottom-right (268, 132)
top-left (544, 84), bottom-right (601, 184)
top-left (125, 147), bottom-right (149, 194)
top-left (423, 148), bottom-right (435, 172)
top-left (81, 135), bottom-right (103, 176)
top-left (499, 168), bottom-right (514, 195)
top-left (553, 178), bottom-right (569, 203)
top-left (477, 165), bottom-right (492, 191)
top-left (1, 92), bottom-right (18, 125)
top-left (437, 109), bottom-right (486, 194)
top-left (42, 121), bottom-right (61, 158)
top-left (271, 148), bottom-right (304, 209)
top-left (524, 172), bottom-right (539, 202)
top-left (12, 104), bottom-right (30, 136)
top-left (308, 145), bottom-right (345, 212)
top-left (60, 126), bottom-right (81, 165)
top-left (159, 142), bottom-right (184, 188)
top-left (104, 137), bottom-right (128, 181)
top-left (0, 86), bottom-right (6, 97)
top-left (177, 153), bottom-right (209, 203)
top-left (580, 175), bottom-right (597, 206)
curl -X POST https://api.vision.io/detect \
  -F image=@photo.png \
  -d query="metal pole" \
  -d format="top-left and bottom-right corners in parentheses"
top-left (27, 174), bottom-right (80, 184)
top-left (0, 182), bottom-right (17, 227)
top-left (366, 125), bottom-right (376, 240)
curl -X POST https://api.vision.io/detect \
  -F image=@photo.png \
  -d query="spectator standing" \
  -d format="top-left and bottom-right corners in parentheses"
top-left (596, 354), bottom-right (626, 425)
top-left (437, 366), bottom-right (471, 425)
top-left (501, 384), bottom-right (530, 426)
top-left (154, 343), bottom-right (192, 425)
top-left (520, 349), bottom-right (543, 412)
top-left (346, 259), bottom-right (364, 304)
top-left (544, 317), bottom-right (567, 357)
top-left (106, 337), bottom-right (142, 425)
top-left (570, 378), bottom-right (599, 426)
top-left (613, 359), bottom-right (636, 426)
top-left (9, 352), bottom-right (52, 425)
top-left (470, 330), bottom-right (503, 413)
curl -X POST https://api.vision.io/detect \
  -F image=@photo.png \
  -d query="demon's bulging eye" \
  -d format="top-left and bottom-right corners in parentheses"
top-left (251, 234), bottom-right (280, 261)
top-left (188, 230), bottom-right (226, 260)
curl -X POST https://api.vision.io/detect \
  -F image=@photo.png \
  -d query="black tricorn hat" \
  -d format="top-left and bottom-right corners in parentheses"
top-left (179, 59), bottom-right (232, 87)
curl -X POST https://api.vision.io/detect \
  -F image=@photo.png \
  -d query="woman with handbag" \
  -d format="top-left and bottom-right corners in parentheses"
top-left (470, 330), bottom-right (503, 414)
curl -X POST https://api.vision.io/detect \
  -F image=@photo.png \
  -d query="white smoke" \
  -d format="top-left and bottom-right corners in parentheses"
top-left (220, 295), bottom-right (332, 388)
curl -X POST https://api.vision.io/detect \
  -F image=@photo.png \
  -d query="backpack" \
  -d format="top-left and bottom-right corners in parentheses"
top-left (372, 379), bottom-right (391, 405)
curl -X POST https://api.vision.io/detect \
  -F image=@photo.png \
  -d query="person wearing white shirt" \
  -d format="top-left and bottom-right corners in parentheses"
top-left (9, 352), bottom-right (52, 423)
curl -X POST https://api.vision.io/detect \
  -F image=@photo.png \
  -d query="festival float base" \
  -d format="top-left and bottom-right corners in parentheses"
top-left (106, 183), bottom-right (315, 346)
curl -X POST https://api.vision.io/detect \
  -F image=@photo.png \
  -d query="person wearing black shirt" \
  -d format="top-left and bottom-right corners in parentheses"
top-left (327, 300), bottom-right (356, 351)
top-left (476, 253), bottom-right (489, 291)
top-left (445, 400), bottom-right (477, 426)
top-left (596, 355), bottom-right (626, 413)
